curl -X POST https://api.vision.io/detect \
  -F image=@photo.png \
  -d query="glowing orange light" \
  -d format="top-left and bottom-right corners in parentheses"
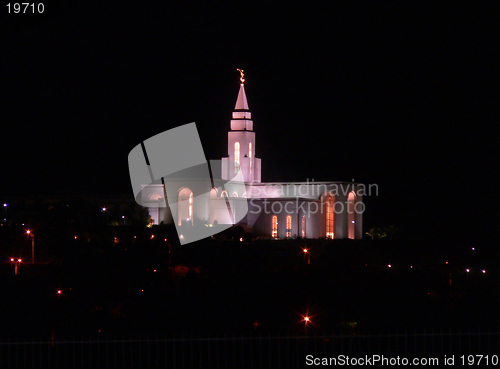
top-left (18, 259), bottom-right (21, 262)
top-left (153, 269), bottom-right (156, 272)
top-left (164, 238), bottom-right (167, 242)
top-left (74, 235), bottom-right (77, 239)
top-left (445, 261), bottom-right (448, 264)
top-left (151, 235), bottom-right (155, 239)
top-left (482, 270), bottom-right (486, 274)
top-left (388, 264), bottom-right (392, 268)
top-left (466, 268), bottom-right (470, 273)
top-left (141, 289), bottom-right (144, 292)
top-left (304, 316), bottom-right (310, 322)
top-left (10, 258), bottom-right (14, 261)
top-left (240, 237), bottom-right (243, 242)
top-left (303, 248), bottom-right (308, 253)
top-left (57, 290), bottom-right (62, 294)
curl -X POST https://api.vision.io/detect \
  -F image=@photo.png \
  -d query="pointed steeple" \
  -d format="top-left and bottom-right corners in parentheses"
top-left (231, 69), bottom-right (252, 130)
top-left (222, 69), bottom-right (261, 183)
top-left (235, 69), bottom-right (249, 111)
top-left (235, 84), bottom-right (249, 110)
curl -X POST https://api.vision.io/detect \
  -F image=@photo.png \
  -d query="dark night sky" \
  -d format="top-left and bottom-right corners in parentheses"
top-left (1, 2), bottom-right (497, 240)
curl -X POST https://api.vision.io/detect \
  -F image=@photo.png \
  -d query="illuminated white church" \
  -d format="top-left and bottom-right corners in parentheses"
top-left (140, 71), bottom-right (363, 242)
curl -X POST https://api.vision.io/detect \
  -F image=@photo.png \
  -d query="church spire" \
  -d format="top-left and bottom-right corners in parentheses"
top-left (222, 69), bottom-right (261, 182)
top-left (235, 69), bottom-right (249, 111)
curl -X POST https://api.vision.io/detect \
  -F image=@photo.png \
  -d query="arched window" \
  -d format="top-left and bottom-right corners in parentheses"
top-left (242, 193), bottom-right (247, 198)
top-left (286, 215), bottom-right (292, 238)
top-left (326, 196), bottom-right (334, 239)
top-left (234, 142), bottom-right (240, 174)
top-left (178, 188), bottom-right (194, 226)
top-left (302, 215), bottom-right (306, 238)
top-left (188, 192), bottom-right (193, 220)
top-left (232, 192), bottom-right (239, 197)
top-left (249, 142), bottom-right (252, 175)
top-left (221, 190), bottom-right (229, 198)
top-left (271, 215), bottom-right (278, 238)
top-left (210, 188), bottom-right (218, 198)
top-left (348, 192), bottom-right (356, 239)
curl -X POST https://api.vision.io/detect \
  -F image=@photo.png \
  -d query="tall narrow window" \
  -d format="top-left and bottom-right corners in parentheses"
top-left (302, 215), bottom-right (306, 238)
top-left (178, 188), bottom-right (194, 226)
top-left (188, 192), bottom-right (193, 220)
top-left (234, 142), bottom-right (240, 174)
top-left (249, 142), bottom-right (253, 175)
top-left (271, 215), bottom-right (278, 238)
top-left (286, 215), bottom-right (292, 238)
top-left (348, 192), bottom-right (356, 239)
top-left (326, 196), bottom-right (334, 239)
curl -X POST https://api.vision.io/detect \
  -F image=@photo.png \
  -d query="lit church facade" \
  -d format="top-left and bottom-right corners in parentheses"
top-left (140, 72), bottom-right (363, 243)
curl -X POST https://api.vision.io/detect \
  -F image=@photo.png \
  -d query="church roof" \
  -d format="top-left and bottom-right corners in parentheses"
top-left (235, 84), bottom-right (249, 110)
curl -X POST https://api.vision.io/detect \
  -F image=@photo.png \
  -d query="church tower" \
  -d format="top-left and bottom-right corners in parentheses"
top-left (221, 70), bottom-right (261, 183)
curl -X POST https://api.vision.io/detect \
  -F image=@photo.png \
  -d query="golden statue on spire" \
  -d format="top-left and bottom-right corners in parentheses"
top-left (237, 68), bottom-right (245, 84)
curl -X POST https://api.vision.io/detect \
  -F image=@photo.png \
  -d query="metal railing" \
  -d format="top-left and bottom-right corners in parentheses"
top-left (1, 330), bottom-right (499, 368)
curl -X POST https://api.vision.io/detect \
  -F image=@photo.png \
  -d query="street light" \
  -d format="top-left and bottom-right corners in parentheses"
top-left (26, 230), bottom-right (35, 264)
top-left (122, 215), bottom-right (125, 225)
top-left (10, 258), bottom-right (22, 275)
top-left (301, 313), bottom-right (312, 335)
top-left (303, 248), bottom-right (310, 264)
